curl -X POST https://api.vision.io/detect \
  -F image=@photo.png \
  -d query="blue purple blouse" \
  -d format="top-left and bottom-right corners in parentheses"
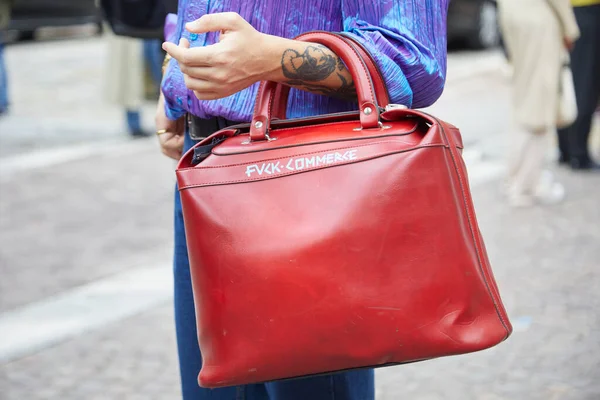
top-left (162, 0), bottom-right (449, 122)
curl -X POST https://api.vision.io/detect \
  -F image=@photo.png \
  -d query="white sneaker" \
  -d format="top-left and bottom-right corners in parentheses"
top-left (507, 191), bottom-right (535, 208)
top-left (533, 171), bottom-right (566, 205)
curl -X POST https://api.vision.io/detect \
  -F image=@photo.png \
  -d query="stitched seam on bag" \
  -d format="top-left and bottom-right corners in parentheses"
top-left (179, 139), bottom-right (441, 171)
top-left (434, 118), bottom-right (510, 337)
top-left (443, 126), bottom-right (509, 332)
top-left (420, 114), bottom-right (508, 333)
top-left (252, 81), bottom-right (265, 118)
top-left (329, 31), bottom-right (376, 104)
top-left (267, 81), bottom-right (276, 129)
top-left (211, 123), bottom-right (420, 157)
top-left (209, 122), bottom-right (421, 159)
top-left (346, 34), bottom-right (390, 104)
top-left (264, 119), bottom-right (417, 135)
top-left (269, 120), bottom-right (385, 133)
top-left (180, 139), bottom-right (415, 171)
top-left (179, 144), bottom-right (444, 189)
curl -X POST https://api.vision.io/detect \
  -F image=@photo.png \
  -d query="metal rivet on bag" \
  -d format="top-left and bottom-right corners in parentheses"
top-left (363, 107), bottom-right (372, 115)
top-left (254, 121), bottom-right (263, 129)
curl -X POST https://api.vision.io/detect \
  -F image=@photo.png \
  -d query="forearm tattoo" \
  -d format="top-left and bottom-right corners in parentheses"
top-left (281, 45), bottom-right (356, 99)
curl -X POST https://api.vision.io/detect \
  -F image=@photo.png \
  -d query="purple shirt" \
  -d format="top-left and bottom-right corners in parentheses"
top-left (162, 0), bottom-right (449, 122)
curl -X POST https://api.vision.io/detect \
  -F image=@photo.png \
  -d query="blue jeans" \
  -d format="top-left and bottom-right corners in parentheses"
top-left (126, 109), bottom-right (142, 133)
top-left (143, 39), bottom-right (164, 86)
top-left (173, 128), bottom-right (375, 400)
top-left (0, 42), bottom-right (8, 112)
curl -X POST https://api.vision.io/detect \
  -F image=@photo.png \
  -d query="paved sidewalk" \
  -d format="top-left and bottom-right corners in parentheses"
top-left (0, 305), bottom-right (181, 400)
top-left (0, 140), bottom-right (175, 312)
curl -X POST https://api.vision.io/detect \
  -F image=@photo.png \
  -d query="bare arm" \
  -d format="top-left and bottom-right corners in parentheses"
top-left (162, 12), bottom-right (355, 101)
top-left (266, 39), bottom-right (355, 99)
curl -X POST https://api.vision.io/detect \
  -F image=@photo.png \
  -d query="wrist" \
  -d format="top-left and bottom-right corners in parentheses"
top-left (257, 34), bottom-right (296, 82)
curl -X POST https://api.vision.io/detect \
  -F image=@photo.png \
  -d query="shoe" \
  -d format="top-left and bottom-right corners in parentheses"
top-left (558, 154), bottom-right (570, 165)
top-left (533, 170), bottom-right (565, 205)
top-left (507, 192), bottom-right (535, 208)
top-left (570, 157), bottom-right (600, 171)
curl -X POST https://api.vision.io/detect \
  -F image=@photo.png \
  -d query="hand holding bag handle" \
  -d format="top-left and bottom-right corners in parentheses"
top-left (250, 31), bottom-right (390, 142)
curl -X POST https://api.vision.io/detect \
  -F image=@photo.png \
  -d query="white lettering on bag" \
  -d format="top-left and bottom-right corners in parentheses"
top-left (245, 150), bottom-right (358, 177)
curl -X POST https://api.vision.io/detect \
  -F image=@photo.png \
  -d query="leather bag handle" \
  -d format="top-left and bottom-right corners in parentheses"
top-left (271, 33), bottom-right (391, 121)
top-left (249, 31), bottom-right (390, 142)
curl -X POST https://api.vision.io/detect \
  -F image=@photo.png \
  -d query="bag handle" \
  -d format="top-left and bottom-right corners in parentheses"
top-left (271, 33), bottom-right (391, 121)
top-left (249, 31), bottom-right (390, 142)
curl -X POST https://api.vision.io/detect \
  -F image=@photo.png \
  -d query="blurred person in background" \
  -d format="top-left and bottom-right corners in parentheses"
top-left (0, 0), bottom-right (11, 116)
top-left (498, 0), bottom-right (580, 207)
top-left (105, 28), bottom-right (151, 138)
top-left (155, 1), bottom-right (448, 399)
top-left (143, 38), bottom-right (165, 89)
top-left (557, 0), bottom-right (600, 170)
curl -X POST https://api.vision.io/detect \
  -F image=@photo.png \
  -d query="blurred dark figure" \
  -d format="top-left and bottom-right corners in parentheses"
top-left (0, 0), bottom-right (11, 116)
top-left (557, 1), bottom-right (600, 170)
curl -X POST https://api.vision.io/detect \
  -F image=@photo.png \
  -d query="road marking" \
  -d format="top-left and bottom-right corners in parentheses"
top-left (0, 264), bottom-right (173, 363)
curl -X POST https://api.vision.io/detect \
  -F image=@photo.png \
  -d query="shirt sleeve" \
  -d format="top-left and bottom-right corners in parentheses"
top-left (341, 0), bottom-right (449, 108)
top-left (547, 0), bottom-right (580, 42)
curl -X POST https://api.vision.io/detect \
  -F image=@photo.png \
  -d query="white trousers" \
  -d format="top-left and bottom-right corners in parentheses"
top-left (507, 127), bottom-right (553, 196)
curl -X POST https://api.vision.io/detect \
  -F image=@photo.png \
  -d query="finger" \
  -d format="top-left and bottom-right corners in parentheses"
top-left (179, 37), bottom-right (190, 49)
top-left (159, 138), bottom-right (180, 159)
top-left (162, 147), bottom-right (182, 160)
top-left (193, 90), bottom-right (222, 101)
top-left (179, 65), bottom-right (222, 81)
top-left (186, 12), bottom-right (245, 34)
top-left (163, 42), bottom-right (215, 66)
top-left (183, 74), bottom-right (215, 92)
top-left (155, 113), bottom-right (179, 134)
top-left (167, 133), bottom-right (185, 148)
top-left (161, 137), bottom-right (184, 160)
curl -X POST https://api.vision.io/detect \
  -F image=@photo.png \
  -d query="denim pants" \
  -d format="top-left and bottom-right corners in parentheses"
top-left (143, 39), bottom-right (164, 86)
top-left (173, 119), bottom-right (375, 400)
top-left (0, 42), bottom-right (8, 112)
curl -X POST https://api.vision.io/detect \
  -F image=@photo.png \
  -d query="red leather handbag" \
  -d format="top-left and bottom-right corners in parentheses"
top-left (176, 32), bottom-right (512, 388)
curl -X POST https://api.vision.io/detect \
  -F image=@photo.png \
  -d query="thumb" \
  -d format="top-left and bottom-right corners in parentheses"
top-left (186, 12), bottom-right (245, 34)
